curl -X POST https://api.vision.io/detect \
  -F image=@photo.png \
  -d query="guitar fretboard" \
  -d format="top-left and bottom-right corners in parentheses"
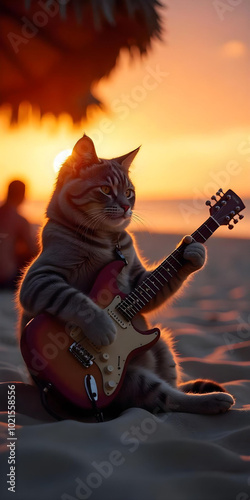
top-left (116, 216), bottom-right (220, 320)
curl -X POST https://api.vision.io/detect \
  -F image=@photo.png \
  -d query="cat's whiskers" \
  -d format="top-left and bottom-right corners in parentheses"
top-left (133, 208), bottom-right (151, 222)
top-left (75, 209), bottom-right (105, 239)
top-left (91, 214), bottom-right (107, 234)
top-left (84, 209), bottom-right (108, 236)
top-left (131, 211), bottom-right (147, 229)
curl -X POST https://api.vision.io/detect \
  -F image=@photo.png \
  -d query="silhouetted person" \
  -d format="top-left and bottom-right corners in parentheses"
top-left (0, 180), bottom-right (37, 289)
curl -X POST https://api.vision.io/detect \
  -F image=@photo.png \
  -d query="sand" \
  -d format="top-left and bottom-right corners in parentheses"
top-left (0, 232), bottom-right (249, 500)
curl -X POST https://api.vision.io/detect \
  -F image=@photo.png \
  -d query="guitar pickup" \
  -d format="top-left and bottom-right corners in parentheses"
top-left (107, 301), bottom-right (128, 328)
top-left (69, 342), bottom-right (94, 368)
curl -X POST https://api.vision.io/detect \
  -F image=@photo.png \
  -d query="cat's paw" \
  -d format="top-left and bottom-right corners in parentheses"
top-left (182, 236), bottom-right (206, 271)
top-left (201, 392), bottom-right (235, 414)
top-left (180, 379), bottom-right (227, 394)
top-left (80, 307), bottom-right (117, 347)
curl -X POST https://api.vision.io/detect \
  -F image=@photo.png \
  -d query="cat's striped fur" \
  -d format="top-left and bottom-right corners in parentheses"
top-left (18, 135), bottom-right (235, 415)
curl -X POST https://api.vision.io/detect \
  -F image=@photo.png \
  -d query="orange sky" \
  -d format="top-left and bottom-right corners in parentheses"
top-left (1, 0), bottom-right (249, 207)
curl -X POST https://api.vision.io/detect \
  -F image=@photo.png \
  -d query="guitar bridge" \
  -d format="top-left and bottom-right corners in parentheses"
top-left (69, 342), bottom-right (94, 368)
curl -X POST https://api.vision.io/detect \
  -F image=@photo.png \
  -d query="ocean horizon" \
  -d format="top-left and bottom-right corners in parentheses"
top-left (18, 197), bottom-right (249, 239)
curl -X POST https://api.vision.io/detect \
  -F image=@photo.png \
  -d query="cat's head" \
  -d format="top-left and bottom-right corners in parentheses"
top-left (48, 135), bottom-right (140, 234)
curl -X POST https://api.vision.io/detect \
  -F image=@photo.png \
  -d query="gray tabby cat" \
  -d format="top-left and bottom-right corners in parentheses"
top-left (18, 135), bottom-right (235, 415)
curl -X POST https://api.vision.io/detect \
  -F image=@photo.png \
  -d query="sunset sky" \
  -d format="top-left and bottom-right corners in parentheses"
top-left (1, 0), bottom-right (249, 222)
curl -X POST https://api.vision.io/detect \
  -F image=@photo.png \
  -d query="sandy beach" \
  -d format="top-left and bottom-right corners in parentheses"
top-left (0, 232), bottom-right (249, 500)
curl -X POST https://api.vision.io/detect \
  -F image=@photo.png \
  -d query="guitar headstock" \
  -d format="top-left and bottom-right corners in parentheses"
top-left (206, 188), bottom-right (245, 229)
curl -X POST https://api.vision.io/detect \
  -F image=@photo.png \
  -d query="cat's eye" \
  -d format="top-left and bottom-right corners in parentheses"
top-left (101, 186), bottom-right (112, 195)
top-left (125, 189), bottom-right (134, 198)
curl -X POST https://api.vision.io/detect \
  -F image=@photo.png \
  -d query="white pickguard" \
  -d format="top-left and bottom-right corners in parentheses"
top-left (69, 295), bottom-right (159, 396)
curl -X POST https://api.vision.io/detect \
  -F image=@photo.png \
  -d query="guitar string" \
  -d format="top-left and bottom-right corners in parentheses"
top-left (117, 242), bottom-right (199, 319)
top-left (116, 216), bottom-right (218, 320)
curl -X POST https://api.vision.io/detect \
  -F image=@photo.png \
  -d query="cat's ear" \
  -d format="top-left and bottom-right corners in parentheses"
top-left (113, 146), bottom-right (140, 171)
top-left (72, 134), bottom-right (100, 168)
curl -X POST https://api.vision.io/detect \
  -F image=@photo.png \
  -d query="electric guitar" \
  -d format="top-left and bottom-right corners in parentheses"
top-left (20, 189), bottom-right (245, 412)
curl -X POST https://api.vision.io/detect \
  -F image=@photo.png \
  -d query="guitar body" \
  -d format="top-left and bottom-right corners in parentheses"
top-left (21, 260), bottom-right (160, 410)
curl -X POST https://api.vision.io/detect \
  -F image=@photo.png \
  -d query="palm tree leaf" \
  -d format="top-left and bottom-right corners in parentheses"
top-left (0, 0), bottom-right (166, 121)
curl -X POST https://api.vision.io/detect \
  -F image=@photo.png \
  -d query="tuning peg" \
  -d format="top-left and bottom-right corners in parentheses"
top-left (238, 214), bottom-right (244, 220)
top-left (211, 195), bottom-right (217, 201)
top-left (216, 189), bottom-right (223, 197)
top-left (233, 218), bottom-right (238, 224)
top-left (228, 224), bottom-right (234, 230)
top-left (205, 200), bottom-right (212, 206)
top-left (226, 194), bottom-right (232, 200)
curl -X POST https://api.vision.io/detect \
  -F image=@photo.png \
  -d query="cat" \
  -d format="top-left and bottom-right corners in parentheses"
top-left (18, 134), bottom-right (235, 417)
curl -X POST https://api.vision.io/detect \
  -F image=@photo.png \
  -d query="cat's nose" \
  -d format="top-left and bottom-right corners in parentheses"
top-left (121, 205), bottom-right (130, 213)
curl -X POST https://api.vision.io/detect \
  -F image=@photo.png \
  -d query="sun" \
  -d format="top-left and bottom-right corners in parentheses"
top-left (220, 40), bottom-right (247, 59)
top-left (53, 149), bottom-right (72, 173)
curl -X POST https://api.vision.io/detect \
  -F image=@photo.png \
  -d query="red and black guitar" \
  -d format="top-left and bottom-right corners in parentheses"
top-left (21, 189), bottom-right (245, 412)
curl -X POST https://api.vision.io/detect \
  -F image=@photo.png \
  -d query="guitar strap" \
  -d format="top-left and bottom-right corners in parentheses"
top-left (115, 244), bottom-right (128, 265)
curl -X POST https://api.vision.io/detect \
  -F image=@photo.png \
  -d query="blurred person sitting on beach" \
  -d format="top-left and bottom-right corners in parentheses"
top-left (0, 180), bottom-right (37, 289)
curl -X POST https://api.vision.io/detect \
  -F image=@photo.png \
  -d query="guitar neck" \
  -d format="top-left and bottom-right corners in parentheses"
top-left (117, 216), bottom-right (220, 320)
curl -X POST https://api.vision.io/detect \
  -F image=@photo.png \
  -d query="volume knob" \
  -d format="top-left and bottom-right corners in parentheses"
top-left (104, 365), bottom-right (114, 374)
top-left (105, 380), bottom-right (116, 390)
top-left (100, 353), bottom-right (109, 361)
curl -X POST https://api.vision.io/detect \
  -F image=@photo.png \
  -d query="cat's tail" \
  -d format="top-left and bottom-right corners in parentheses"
top-left (179, 379), bottom-right (227, 394)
